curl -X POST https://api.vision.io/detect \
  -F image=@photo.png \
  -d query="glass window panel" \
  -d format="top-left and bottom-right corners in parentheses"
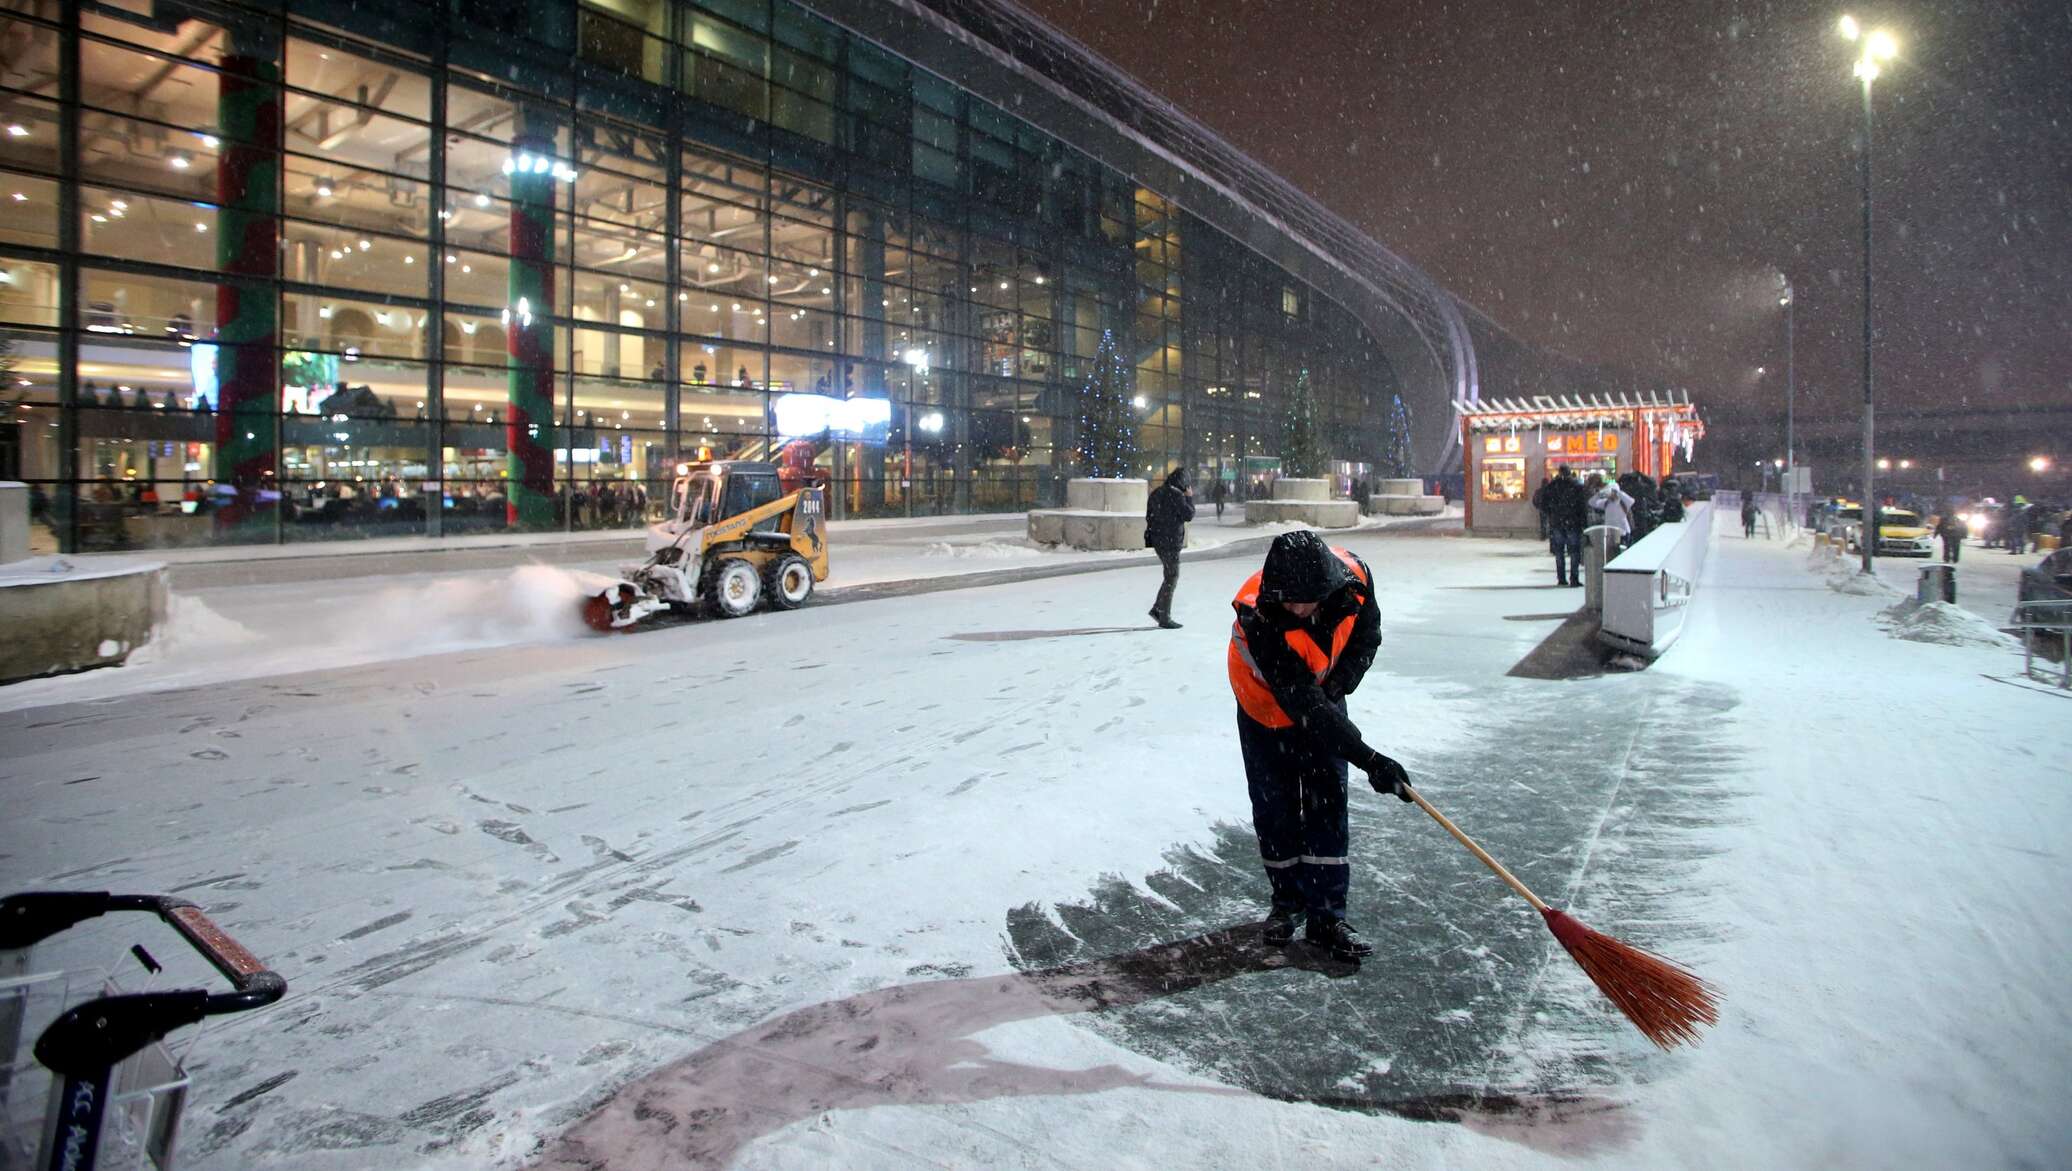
top-left (0, 258), bottom-right (60, 327)
top-left (77, 39), bottom-right (221, 136)
top-left (282, 221), bottom-right (429, 298)
top-left (285, 156), bottom-right (431, 238)
top-left (288, 297), bottom-right (432, 360)
top-left (572, 221), bottom-right (669, 283)
top-left (0, 172), bottom-right (58, 249)
top-left (0, 94), bottom-right (59, 176)
top-left (0, 15), bottom-right (60, 96)
top-left (697, 0), bottom-right (769, 34)
top-left (769, 306), bottom-right (836, 353)
top-left (284, 38), bottom-right (432, 120)
top-left (766, 351), bottom-right (836, 401)
top-left (570, 272), bottom-right (669, 338)
top-left (683, 244), bottom-right (766, 299)
top-left (77, 110), bottom-right (221, 204)
top-left (570, 324), bottom-right (668, 379)
top-left (437, 246), bottom-right (513, 309)
top-left (678, 341), bottom-right (761, 390)
top-left (570, 374), bottom-right (666, 431)
top-left (578, 6), bottom-right (669, 83)
top-left (279, 96), bottom-right (433, 181)
top-left (768, 256), bottom-right (833, 308)
top-left (81, 268), bottom-right (221, 338)
top-left (80, 184), bottom-right (220, 269)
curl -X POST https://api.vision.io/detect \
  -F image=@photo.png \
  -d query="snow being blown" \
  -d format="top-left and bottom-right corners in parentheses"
top-left (328, 563), bottom-right (595, 654)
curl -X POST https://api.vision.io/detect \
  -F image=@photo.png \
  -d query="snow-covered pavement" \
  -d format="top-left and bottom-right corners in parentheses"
top-left (2, 514), bottom-right (2066, 1169)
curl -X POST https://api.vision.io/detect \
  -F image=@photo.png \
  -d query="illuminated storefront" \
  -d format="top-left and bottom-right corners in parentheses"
top-left (1455, 392), bottom-right (1704, 537)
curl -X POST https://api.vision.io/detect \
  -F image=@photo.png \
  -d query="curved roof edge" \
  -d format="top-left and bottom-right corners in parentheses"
top-left (797, 0), bottom-right (1479, 472)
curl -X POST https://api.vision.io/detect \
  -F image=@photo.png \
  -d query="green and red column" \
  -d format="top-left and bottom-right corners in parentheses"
top-left (211, 46), bottom-right (281, 535)
top-left (505, 131), bottom-right (558, 529)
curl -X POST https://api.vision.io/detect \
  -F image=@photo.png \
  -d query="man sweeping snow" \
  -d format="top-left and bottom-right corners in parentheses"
top-left (1227, 530), bottom-right (1412, 959)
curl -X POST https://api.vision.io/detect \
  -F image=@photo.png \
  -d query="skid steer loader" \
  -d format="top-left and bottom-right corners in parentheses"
top-left (584, 460), bottom-right (827, 630)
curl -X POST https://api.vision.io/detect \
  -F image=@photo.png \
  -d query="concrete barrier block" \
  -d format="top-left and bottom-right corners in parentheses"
top-left (0, 560), bottom-right (169, 685)
top-left (1244, 500), bottom-right (1361, 528)
top-left (1064, 477), bottom-right (1148, 514)
top-left (1378, 478), bottom-right (1425, 497)
top-left (1026, 511), bottom-right (1065, 545)
top-left (1270, 478), bottom-right (1331, 502)
top-left (1027, 508), bottom-right (1146, 550)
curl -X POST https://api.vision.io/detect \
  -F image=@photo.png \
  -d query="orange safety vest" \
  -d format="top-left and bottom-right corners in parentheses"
top-left (1227, 547), bottom-right (1371, 729)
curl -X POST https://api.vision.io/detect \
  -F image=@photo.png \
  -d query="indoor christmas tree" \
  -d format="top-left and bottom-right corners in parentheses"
top-left (1383, 391), bottom-right (1415, 478)
top-left (1074, 327), bottom-right (1138, 478)
top-left (1278, 366), bottom-right (1327, 478)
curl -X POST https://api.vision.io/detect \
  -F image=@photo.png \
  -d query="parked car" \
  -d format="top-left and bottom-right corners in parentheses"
top-left (1856, 508), bottom-right (1935, 557)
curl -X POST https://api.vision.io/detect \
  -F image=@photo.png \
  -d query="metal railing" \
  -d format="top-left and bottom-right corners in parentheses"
top-left (2011, 598), bottom-right (2072, 688)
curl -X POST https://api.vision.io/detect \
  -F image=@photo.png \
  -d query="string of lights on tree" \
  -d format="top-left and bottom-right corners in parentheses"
top-left (1383, 392), bottom-right (1414, 478)
top-left (1075, 327), bottom-right (1139, 477)
top-left (1278, 366), bottom-right (1326, 478)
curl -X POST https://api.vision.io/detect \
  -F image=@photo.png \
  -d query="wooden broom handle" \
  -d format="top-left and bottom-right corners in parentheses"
top-left (1402, 784), bottom-right (1550, 913)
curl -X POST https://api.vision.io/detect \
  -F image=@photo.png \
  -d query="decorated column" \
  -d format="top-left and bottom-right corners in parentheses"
top-left (211, 38), bottom-right (281, 535)
top-left (505, 130), bottom-right (558, 529)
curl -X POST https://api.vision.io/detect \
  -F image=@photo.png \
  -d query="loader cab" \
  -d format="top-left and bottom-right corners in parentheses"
top-left (667, 461), bottom-right (784, 531)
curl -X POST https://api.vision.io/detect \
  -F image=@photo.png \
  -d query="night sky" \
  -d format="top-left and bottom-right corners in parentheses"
top-left (1020, 0), bottom-right (2070, 456)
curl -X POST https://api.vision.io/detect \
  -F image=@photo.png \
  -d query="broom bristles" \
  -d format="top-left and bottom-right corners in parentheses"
top-left (1541, 907), bottom-right (1719, 1050)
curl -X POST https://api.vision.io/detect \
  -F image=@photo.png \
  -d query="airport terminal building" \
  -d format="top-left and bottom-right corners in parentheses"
top-left (0, 0), bottom-right (1475, 550)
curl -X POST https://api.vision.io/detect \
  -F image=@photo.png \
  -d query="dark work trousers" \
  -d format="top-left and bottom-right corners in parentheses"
top-left (1237, 709), bottom-right (1351, 924)
top-left (1942, 537), bottom-right (1961, 563)
top-left (1550, 527), bottom-right (1582, 584)
top-left (1152, 545), bottom-right (1181, 617)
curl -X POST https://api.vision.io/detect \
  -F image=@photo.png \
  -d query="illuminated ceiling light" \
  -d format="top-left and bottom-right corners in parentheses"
top-left (1035, 275), bottom-right (1046, 284)
top-left (9, 193), bottom-right (25, 202)
top-left (678, 292), bottom-right (688, 300)
top-left (644, 298), bottom-right (654, 307)
top-left (820, 286), bottom-right (830, 295)
top-left (194, 222), bottom-right (208, 232)
top-left (999, 281), bottom-right (1009, 290)
top-left (1131, 395), bottom-right (1147, 408)
top-left (201, 134), bottom-right (220, 148)
top-left (357, 239), bottom-right (371, 251)
top-left (1837, 14), bottom-right (1860, 40)
top-left (4, 124), bottom-right (26, 137)
top-left (168, 152), bottom-right (192, 170)
top-left (446, 254), bottom-right (457, 263)
top-left (91, 213), bottom-right (106, 223)
top-left (808, 267), bottom-right (819, 276)
top-left (767, 275), bottom-right (779, 284)
top-left (110, 199), bottom-right (126, 211)
top-left (474, 192), bottom-right (490, 207)
top-left (708, 262), bottom-right (721, 273)
top-left (404, 255), bottom-right (415, 264)
top-left (461, 264), bottom-right (471, 273)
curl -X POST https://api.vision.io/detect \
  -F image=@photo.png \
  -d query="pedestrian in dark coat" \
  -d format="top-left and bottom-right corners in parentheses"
top-left (1741, 495), bottom-right (1759, 538)
top-left (1541, 467), bottom-right (1586, 585)
top-left (1227, 531), bottom-right (1409, 959)
top-left (1212, 478), bottom-right (1227, 519)
top-left (1933, 511), bottom-right (1967, 563)
top-left (1145, 466), bottom-right (1194, 628)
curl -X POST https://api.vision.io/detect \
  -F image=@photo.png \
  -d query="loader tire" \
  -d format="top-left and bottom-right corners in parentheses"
top-left (766, 554), bottom-right (813, 610)
top-left (707, 557), bottom-right (762, 618)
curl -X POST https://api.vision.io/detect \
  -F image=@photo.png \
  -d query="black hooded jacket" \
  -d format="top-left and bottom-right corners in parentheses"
top-left (1235, 531), bottom-right (1385, 765)
top-left (1145, 468), bottom-right (1195, 550)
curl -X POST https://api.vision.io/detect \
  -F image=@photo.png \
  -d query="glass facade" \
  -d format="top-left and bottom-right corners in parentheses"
top-left (0, 0), bottom-right (1400, 551)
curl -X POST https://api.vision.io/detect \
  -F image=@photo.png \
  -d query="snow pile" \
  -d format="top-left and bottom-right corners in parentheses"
top-left (1877, 598), bottom-right (2019, 650)
top-left (130, 592), bottom-right (261, 665)
top-left (1818, 557), bottom-right (1902, 598)
top-left (329, 563), bottom-right (593, 653)
top-left (919, 539), bottom-right (1046, 560)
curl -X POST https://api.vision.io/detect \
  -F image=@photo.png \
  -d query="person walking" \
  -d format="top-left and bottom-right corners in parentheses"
top-left (1740, 493), bottom-right (1759, 538)
top-left (1541, 466), bottom-right (1586, 586)
top-left (1531, 472), bottom-right (1554, 540)
top-left (2006, 496), bottom-right (2030, 554)
top-left (1145, 466), bottom-right (1194, 628)
top-left (1933, 509), bottom-right (1967, 563)
top-left (1212, 477), bottom-right (1227, 519)
top-left (1588, 473), bottom-right (1635, 548)
top-left (1227, 530), bottom-right (1411, 960)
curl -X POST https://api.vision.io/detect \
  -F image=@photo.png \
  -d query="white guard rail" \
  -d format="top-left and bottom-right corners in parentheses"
top-left (1600, 502), bottom-right (1715, 658)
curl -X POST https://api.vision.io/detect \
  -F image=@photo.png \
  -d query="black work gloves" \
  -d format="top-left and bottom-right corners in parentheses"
top-left (1364, 752), bottom-right (1413, 802)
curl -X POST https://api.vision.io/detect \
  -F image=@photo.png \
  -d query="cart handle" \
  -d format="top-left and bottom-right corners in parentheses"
top-left (1, 891), bottom-right (286, 1004)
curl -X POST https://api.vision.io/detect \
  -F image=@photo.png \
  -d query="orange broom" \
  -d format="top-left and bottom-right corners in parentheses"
top-left (1402, 783), bottom-right (1719, 1049)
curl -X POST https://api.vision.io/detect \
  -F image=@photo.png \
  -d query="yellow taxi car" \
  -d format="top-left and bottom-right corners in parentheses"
top-left (1846, 507), bottom-right (1935, 556)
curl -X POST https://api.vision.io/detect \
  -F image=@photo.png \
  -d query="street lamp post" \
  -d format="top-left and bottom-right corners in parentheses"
top-left (1778, 278), bottom-right (1796, 526)
top-left (1840, 15), bottom-right (1897, 576)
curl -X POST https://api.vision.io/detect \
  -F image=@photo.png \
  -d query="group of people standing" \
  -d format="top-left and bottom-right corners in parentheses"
top-left (1530, 468), bottom-right (1685, 586)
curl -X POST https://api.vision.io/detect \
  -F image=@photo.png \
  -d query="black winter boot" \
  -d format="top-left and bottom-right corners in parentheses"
top-left (1305, 918), bottom-right (1374, 959)
top-left (1262, 909), bottom-right (1300, 947)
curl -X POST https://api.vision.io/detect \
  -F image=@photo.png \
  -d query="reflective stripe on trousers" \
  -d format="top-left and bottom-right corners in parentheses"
top-left (1237, 708), bottom-right (1351, 921)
